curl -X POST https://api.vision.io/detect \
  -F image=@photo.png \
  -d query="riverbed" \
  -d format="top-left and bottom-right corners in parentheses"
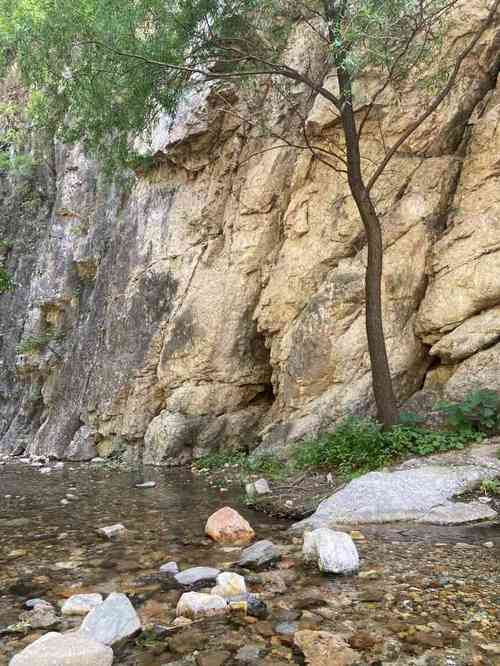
top-left (1, 462), bottom-right (499, 665)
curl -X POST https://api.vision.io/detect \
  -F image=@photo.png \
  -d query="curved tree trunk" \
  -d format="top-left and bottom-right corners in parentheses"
top-left (337, 67), bottom-right (399, 429)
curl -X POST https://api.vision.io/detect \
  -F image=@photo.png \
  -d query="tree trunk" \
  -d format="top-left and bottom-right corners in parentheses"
top-left (336, 67), bottom-right (399, 429)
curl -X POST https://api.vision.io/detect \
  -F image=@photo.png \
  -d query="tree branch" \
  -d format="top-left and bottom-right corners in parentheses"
top-left (366, 0), bottom-right (500, 192)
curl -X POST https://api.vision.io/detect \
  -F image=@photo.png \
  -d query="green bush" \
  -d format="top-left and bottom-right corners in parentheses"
top-left (290, 417), bottom-right (479, 479)
top-left (0, 267), bottom-right (14, 293)
top-left (435, 389), bottom-right (500, 434)
top-left (16, 330), bottom-right (65, 354)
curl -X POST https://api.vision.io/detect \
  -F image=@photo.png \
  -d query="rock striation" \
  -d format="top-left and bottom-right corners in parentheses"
top-left (2, 2), bottom-right (500, 460)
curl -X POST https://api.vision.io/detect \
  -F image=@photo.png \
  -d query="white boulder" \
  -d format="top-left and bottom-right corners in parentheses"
top-left (9, 632), bottom-right (113, 666)
top-left (211, 572), bottom-right (246, 598)
top-left (303, 528), bottom-right (359, 574)
top-left (79, 592), bottom-right (141, 645)
top-left (176, 592), bottom-right (228, 619)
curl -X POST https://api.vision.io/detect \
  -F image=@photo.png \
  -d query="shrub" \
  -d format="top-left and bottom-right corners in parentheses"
top-left (290, 417), bottom-right (480, 479)
top-left (16, 330), bottom-right (65, 354)
top-left (435, 389), bottom-right (500, 434)
top-left (0, 267), bottom-right (14, 293)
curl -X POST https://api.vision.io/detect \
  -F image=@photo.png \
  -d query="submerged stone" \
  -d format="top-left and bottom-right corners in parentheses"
top-left (174, 566), bottom-right (220, 589)
top-left (237, 540), bottom-right (281, 570)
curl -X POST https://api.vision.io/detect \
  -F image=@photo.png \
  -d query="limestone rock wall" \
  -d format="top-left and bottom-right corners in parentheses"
top-left (1, 1), bottom-right (500, 462)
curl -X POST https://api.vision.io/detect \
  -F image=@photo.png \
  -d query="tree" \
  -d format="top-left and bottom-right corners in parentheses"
top-left (2, 0), bottom-right (499, 427)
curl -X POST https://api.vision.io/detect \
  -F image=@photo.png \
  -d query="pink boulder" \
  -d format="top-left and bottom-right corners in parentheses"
top-left (205, 507), bottom-right (255, 545)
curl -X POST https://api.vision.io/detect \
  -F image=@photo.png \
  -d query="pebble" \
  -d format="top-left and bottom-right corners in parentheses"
top-left (135, 481), bottom-right (156, 488)
top-left (97, 523), bottom-right (127, 539)
top-left (245, 478), bottom-right (271, 497)
top-left (159, 561), bottom-right (179, 575)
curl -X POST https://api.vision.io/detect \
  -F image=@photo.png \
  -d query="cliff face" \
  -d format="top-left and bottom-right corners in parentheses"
top-left (1, 2), bottom-right (500, 462)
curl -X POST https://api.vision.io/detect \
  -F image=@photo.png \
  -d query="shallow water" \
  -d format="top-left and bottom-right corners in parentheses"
top-left (1, 462), bottom-right (499, 665)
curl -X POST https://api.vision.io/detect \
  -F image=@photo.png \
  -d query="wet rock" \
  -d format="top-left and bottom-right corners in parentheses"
top-left (174, 566), bottom-right (220, 589)
top-left (211, 572), bottom-right (246, 597)
top-left (20, 604), bottom-right (59, 628)
top-left (245, 478), bottom-right (271, 497)
top-left (66, 426), bottom-right (98, 461)
top-left (61, 593), bottom-right (103, 616)
top-left (9, 632), bottom-right (113, 666)
top-left (97, 524), bottom-right (127, 539)
top-left (235, 645), bottom-right (267, 663)
top-left (135, 481), bottom-right (156, 488)
top-left (348, 631), bottom-right (379, 650)
top-left (303, 529), bottom-right (359, 574)
top-left (24, 598), bottom-right (51, 610)
top-left (255, 570), bottom-right (288, 594)
top-left (80, 592), bottom-right (141, 645)
top-left (275, 621), bottom-right (298, 636)
top-left (237, 540), bottom-right (281, 570)
top-left (176, 592), bottom-right (228, 619)
top-left (293, 455), bottom-right (500, 529)
top-left (159, 561), bottom-right (179, 575)
top-left (294, 630), bottom-right (359, 665)
top-left (196, 651), bottom-right (231, 666)
top-left (226, 594), bottom-right (269, 619)
top-left (205, 507), bottom-right (255, 545)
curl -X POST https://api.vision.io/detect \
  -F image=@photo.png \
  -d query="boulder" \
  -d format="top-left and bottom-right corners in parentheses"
top-left (9, 632), bottom-right (113, 666)
top-left (205, 507), bottom-right (255, 545)
top-left (294, 630), bottom-right (359, 665)
top-left (302, 529), bottom-right (359, 574)
top-left (79, 592), bottom-right (141, 646)
top-left (211, 572), bottom-right (246, 598)
top-left (245, 478), bottom-right (271, 497)
top-left (61, 594), bottom-right (103, 616)
top-left (293, 446), bottom-right (500, 529)
top-left (176, 592), bottom-right (228, 619)
top-left (174, 566), bottom-right (220, 589)
top-left (237, 540), bottom-right (281, 570)
top-left (66, 426), bottom-right (98, 462)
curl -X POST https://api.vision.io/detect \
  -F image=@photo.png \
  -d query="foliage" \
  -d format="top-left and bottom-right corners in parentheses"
top-left (0, 266), bottom-right (14, 293)
top-left (194, 450), bottom-right (286, 480)
top-left (0, 151), bottom-right (34, 176)
top-left (435, 389), bottom-right (500, 434)
top-left (480, 478), bottom-right (500, 495)
top-left (195, 417), bottom-right (481, 482)
top-left (290, 417), bottom-right (479, 479)
top-left (16, 329), bottom-right (65, 354)
top-left (0, 0), bottom-right (468, 169)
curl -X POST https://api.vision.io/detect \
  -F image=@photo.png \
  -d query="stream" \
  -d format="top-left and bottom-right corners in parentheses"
top-left (1, 461), bottom-right (499, 665)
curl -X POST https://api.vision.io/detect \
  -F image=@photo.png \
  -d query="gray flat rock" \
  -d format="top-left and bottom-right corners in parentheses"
top-left (174, 566), bottom-right (220, 588)
top-left (237, 540), bottom-right (281, 570)
top-left (79, 592), bottom-right (141, 645)
top-left (292, 455), bottom-right (500, 531)
top-left (9, 632), bottom-right (113, 666)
